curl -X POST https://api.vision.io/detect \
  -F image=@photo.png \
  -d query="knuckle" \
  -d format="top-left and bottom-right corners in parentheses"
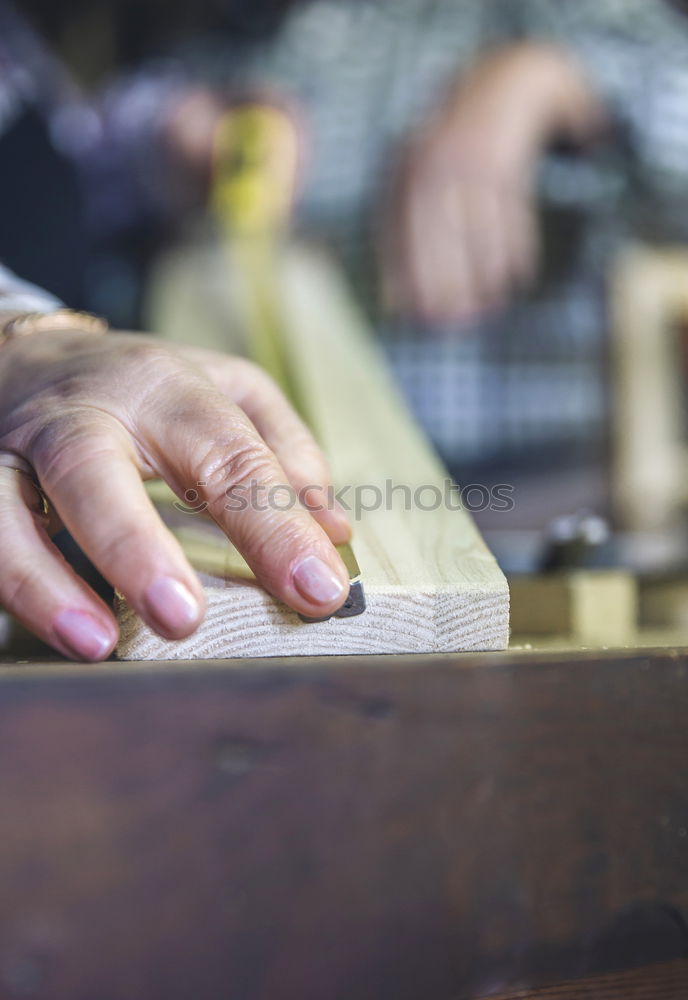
top-left (237, 515), bottom-right (309, 579)
top-left (250, 365), bottom-right (284, 400)
top-left (232, 357), bottom-right (266, 384)
top-left (120, 341), bottom-right (178, 373)
top-left (233, 359), bottom-right (286, 405)
top-left (116, 343), bottom-right (198, 407)
top-left (196, 440), bottom-right (276, 503)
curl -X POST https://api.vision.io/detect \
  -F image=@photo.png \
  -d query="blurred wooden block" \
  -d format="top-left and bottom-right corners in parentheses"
top-left (509, 570), bottom-right (637, 646)
top-left (117, 249), bottom-right (508, 659)
top-left (612, 244), bottom-right (688, 532)
top-left (639, 574), bottom-right (688, 631)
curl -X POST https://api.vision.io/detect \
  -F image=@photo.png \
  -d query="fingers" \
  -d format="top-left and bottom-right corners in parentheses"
top-left (404, 182), bottom-right (481, 326)
top-left (0, 462), bottom-right (118, 661)
top-left (503, 188), bottom-right (540, 290)
top-left (458, 186), bottom-right (511, 312)
top-left (174, 350), bottom-right (351, 544)
top-left (28, 414), bottom-right (207, 642)
top-left (140, 377), bottom-right (350, 619)
top-left (224, 362), bottom-right (352, 545)
top-left (388, 176), bottom-right (539, 326)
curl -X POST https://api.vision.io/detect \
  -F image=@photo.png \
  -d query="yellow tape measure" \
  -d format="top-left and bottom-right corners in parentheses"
top-left (211, 104), bottom-right (298, 240)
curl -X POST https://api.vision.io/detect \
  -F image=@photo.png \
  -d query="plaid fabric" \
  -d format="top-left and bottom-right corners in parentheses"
top-left (212, 0), bottom-right (688, 466)
top-left (3, 0), bottom-right (688, 466)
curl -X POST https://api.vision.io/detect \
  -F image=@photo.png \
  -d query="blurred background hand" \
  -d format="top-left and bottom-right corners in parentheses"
top-left (382, 43), bottom-right (606, 328)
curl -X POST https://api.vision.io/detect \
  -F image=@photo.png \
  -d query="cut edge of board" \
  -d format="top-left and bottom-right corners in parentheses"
top-left (116, 575), bottom-right (509, 660)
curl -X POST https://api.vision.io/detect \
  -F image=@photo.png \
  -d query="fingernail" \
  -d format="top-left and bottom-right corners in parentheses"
top-left (53, 610), bottom-right (114, 661)
top-left (293, 555), bottom-right (346, 607)
top-left (143, 577), bottom-right (201, 634)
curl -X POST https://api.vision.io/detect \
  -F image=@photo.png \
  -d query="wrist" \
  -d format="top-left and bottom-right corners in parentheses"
top-left (446, 43), bottom-right (606, 153)
top-left (492, 43), bottom-right (606, 142)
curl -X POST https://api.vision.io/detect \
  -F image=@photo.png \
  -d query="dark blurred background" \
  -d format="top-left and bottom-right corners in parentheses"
top-left (19, 0), bottom-right (296, 68)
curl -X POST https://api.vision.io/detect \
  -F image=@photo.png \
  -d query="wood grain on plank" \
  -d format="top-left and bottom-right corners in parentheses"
top-left (117, 247), bottom-right (508, 659)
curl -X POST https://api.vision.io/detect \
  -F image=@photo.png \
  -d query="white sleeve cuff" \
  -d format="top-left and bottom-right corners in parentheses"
top-left (0, 264), bottom-right (64, 313)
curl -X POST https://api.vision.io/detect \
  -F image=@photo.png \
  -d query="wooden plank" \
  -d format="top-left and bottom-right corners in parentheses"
top-left (1, 649), bottom-right (687, 999)
top-left (117, 248), bottom-right (508, 658)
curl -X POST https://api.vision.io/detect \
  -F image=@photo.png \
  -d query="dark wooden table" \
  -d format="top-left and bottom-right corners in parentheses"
top-left (1, 648), bottom-right (687, 1000)
top-left (485, 957), bottom-right (688, 998)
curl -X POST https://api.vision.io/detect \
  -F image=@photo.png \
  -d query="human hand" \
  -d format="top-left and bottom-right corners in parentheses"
top-left (381, 44), bottom-right (605, 326)
top-left (0, 329), bottom-right (351, 660)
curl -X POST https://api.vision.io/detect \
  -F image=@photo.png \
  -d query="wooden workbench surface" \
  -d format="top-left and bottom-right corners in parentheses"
top-left (482, 957), bottom-right (688, 998)
top-left (1, 647), bottom-right (687, 999)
